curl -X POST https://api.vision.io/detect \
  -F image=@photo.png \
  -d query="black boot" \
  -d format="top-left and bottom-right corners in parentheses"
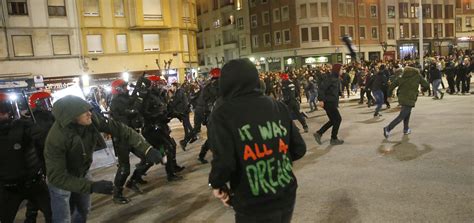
top-left (167, 174), bottom-right (183, 182)
top-left (126, 180), bottom-right (143, 194)
top-left (135, 177), bottom-right (148, 185)
top-left (174, 165), bottom-right (185, 173)
top-left (113, 187), bottom-right (131, 204)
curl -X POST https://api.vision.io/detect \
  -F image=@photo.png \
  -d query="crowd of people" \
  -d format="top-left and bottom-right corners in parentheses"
top-left (0, 49), bottom-right (472, 223)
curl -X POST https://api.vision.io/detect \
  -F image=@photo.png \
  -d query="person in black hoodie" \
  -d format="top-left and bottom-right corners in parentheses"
top-left (367, 65), bottom-right (388, 117)
top-left (313, 64), bottom-right (345, 145)
top-left (208, 59), bottom-right (306, 223)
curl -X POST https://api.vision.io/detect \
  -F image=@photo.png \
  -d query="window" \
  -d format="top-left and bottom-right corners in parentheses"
top-left (183, 1), bottom-right (190, 21)
top-left (311, 27), bottom-right (319, 41)
top-left (456, 18), bottom-right (462, 31)
top-left (182, 34), bottom-right (189, 51)
top-left (410, 4), bottom-right (419, 18)
top-left (387, 6), bottom-right (395, 18)
top-left (338, 2), bottom-right (346, 16)
top-left (359, 26), bottom-right (366, 39)
top-left (214, 34), bottom-right (221, 46)
top-left (262, 11), bottom-right (269, 25)
top-left (387, 27), bottom-right (395, 39)
top-left (300, 4), bottom-right (307, 19)
top-left (12, 35), bottom-right (33, 56)
top-left (434, 23), bottom-right (443, 37)
top-left (116, 34), bottom-right (128, 52)
top-left (340, 26), bottom-right (346, 37)
top-left (456, 0), bottom-right (461, 9)
top-left (399, 24), bottom-right (409, 38)
top-left (273, 8), bottom-right (280, 23)
top-left (358, 3), bottom-right (366, 18)
top-left (240, 37), bottom-right (246, 49)
top-left (321, 1), bottom-right (328, 17)
top-left (445, 5), bottom-right (453, 19)
top-left (281, 6), bottom-right (289, 21)
top-left (370, 5), bottom-right (377, 18)
top-left (283, 29), bottom-right (290, 43)
top-left (347, 2), bottom-right (354, 17)
top-left (371, 27), bottom-right (378, 39)
top-left (301, 27), bottom-right (309, 42)
top-left (274, 31), bottom-right (282, 45)
top-left (213, 0), bottom-right (218, 9)
top-left (250, 0), bottom-right (256, 8)
top-left (433, 4), bottom-right (442, 19)
top-left (399, 3), bottom-right (408, 18)
top-left (423, 24), bottom-right (432, 37)
top-left (143, 0), bottom-right (162, 20)
top-left (348, 26), bottom-right (354, 37)
top-left (237, 17), bottom-right (244, 29)
top-left (411, 23), bottom-right (419, 38)
top-left (252, 35), bottom-right (259, 48)
top-left (86, 35), bottom-right (103, 53)
top-left (445, 23), bottom-right (454, 37)
top-left (264, 33), bottom-right (271, 46)
top-left (422, 4), bottom-right (431, 18)
top-left (143, 34), bottom-right (160, 51)
top-left (51, 35), bottom-right (70, 55)
top-left (322, 26), bottom-right (329, 40)
top-left (83, 0), bottom-right (99, 16)
top-left (8, 0), bottom-right (28, 15)
top-left (114, 0), bottom-right (124, 17)
top-left (305, 3), bottom-right (316, 18)
top-left (261, 0), bottom-right (268, 4)
top-left (251, 14), bottom-right (257, 28)
top-left (48, 0), bottom-right (66, 16)
top-left (466, 17), bottom-right (472, 27)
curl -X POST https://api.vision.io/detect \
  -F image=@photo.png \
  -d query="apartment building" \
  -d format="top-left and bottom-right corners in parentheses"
top-left (455, 0), bottom-right (474, 50)
top-left (78, 0), bottom-right (198, 84)
top-left (247, 0), bottom-right (299, 71)
top-left (196, 0), bottom-right (251, 72)
top-left (0, 0), bottom-right (82, 80)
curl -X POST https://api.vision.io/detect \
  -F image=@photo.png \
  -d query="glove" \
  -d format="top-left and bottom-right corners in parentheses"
top-left (90, 180), bottom-right (113, 194)
top-left (146, 148), bottom-right (167, 164)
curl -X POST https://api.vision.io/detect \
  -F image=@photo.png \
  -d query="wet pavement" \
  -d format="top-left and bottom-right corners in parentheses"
top-left (15, 92), bottom-right (474, 223)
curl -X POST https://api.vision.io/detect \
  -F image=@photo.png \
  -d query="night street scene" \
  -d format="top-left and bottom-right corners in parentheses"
top-left (0, 0), bottom-right (473, 222)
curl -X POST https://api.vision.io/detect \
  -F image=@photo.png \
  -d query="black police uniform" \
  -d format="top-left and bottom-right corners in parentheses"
top-left (109, 93), bottom-right (149, 202)
top-left (24, 110), bottom-right (54, 223)
top-left (140, 87), bottom-right (183, 181)
top-left (0, 119), bottom-right (52, 223)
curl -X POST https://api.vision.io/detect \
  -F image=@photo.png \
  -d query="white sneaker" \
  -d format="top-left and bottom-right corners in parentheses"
top-left (404, 128), bottom-right (411, 135)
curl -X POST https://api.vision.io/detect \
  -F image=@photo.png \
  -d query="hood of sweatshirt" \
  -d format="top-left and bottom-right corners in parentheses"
top-left (219, 59), bottom-right (262, 100)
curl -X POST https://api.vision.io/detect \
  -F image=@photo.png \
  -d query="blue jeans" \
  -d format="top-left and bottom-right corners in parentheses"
top-left (432, 79), bottom-right (442, 98)
top-left (48, 184), bottom-right (91, 223)
top-left (387, 106), bottom-right (412, 132)
top-left (372, 90), bottom-right (384, 115)
top-left (309, 91), bottom-right (317, 111)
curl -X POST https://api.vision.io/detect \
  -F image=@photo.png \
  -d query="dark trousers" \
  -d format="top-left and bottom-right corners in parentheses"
top-left (372, 90), bottom-right (384, 115)
top-left (387, 106), bottom-right (412, 132)
top-left (447, 75), bottom-right (456, 94)
top-left (455, 77), bottom-right (462, 93)
top-left (317, 102), bottom-right (342, 139)
top-left (112, 140), bottom-right (147, 187)
top-left (381, 86), bottom-right (391, 107)
top-left (359, 87), bottom-right (366, 103)
top-left (235, 206), bottom-right (294, 223)
top-left (181, 113), bottom-right (193, 139)
top-left (342, 84), bottom-right (350, 97)
top-left (142, 125), bottom-right (179, 177)
top-left (287, 100), bottom-right (307, 128)
top-left (198, 139), bottom-right (210, 159)
top-left (365, 89), bottom-right (373, 106)
top-left (0, 180), bottom-right (52, 223)
top-left (461, 76), bottom-right (470, 93)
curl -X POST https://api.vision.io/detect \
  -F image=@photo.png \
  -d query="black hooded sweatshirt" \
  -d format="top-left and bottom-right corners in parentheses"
top-left (208, 59), bottom-right (306, 215)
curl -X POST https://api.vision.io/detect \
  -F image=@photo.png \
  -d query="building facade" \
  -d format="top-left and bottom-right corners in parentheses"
top-left (196, 0), bottom-right (251, 72)
top-left (0, 0), bottom-right (82, 79)
top-left (78, 0), bottom-right (198, 84)
top-left (455, 0), bottom-right (474, 50)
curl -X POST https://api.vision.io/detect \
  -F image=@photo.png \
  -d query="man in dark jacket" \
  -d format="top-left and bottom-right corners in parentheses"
top-left (383, 67), bottom-right (430, 138)
top-left (169, 82), bottom-right (193, 149)
top-left (444, 61), bottom-right (456, 94)
top-left (428, 63), bottom-right (444, 99)
top-left (208, 59), bottom-right (306, 223)
top-left (367, 66), bottom-right (388, 117)
top-left (45, 95), bottom-right (164, 223)
top-left (313, 64), bottom-right (344, 145)
top-left (281, 74), bottom-right (309, 133)
top-left (0, 93), bottom-right (52, 223)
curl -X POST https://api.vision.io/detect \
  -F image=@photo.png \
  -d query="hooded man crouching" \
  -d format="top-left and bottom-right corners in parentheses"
top-left (208, 59), bottom-right (307, 223)
top-left (44, 95), bottom-right (164, 223)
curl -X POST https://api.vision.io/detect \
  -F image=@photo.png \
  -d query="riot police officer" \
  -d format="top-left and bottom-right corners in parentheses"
top-left (109, 79), bottom-right (153, 203)
top-left (140, 75), bottom-right (184, 182)
top-left (0, 92), bottom-right (52, 223)
top-left (281, 73), bottom-right (309, 133)
top-left (24, 91), bottom-right (55, 223)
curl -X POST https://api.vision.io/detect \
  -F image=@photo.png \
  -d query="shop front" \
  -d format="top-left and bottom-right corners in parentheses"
top-left (456, 36), bottom-right (474, 52)
top-left (301, 53), bottom-right (342, 67)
